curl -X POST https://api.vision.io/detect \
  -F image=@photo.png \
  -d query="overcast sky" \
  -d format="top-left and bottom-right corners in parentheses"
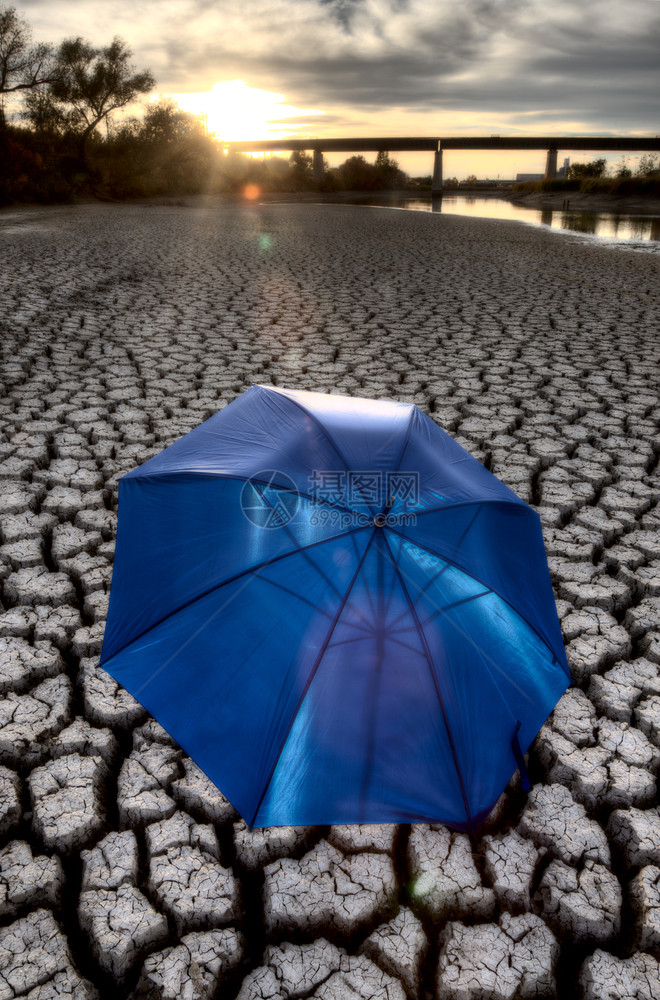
top-left (17, 0), bottom-right (660, 176)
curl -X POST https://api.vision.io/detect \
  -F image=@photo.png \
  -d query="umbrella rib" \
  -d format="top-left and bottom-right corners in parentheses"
top-left (255, 576), bottom-right (335, 621)
top-left (380, 530), bottom-right (473, 827)
top-left (256, 491), bottom-right (379, 637)
top-left (421, 590), bottom-right (493, 627)
top-left (382, 635), bottom-right (427, 655)
top-left (385, 528), bottom-right (543, 710)
top-left (357, 536), bottom-right (399, 628)
top-left (254, 482), bottom-right (347, 604)
top-left (100, 525), bottom-right (369, 667)
top-left (249, 528), bottom-right (378, 827)
top-left (385, 505), bottom-right (483, 629)
top-left (407, 497), bottom-right (526, 518)
top-left (386, 525), bottom-right (570, 678)
top-left (334, 531), bottom-right (382, 636)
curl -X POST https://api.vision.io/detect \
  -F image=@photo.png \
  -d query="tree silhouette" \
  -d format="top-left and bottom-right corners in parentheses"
top-left (141, 99), bottom-right (205, 144)
top-left (375, 150), bottom-right (404, 187)
top-left (0, 6), bottom-right (56, 126)
top-left (41, 35), bottom-right (154, 162)
top-left (635, 153), bottom-right (659, 177)
top-left (567, 158), bottom-right (607, 180)
top-left (288, 150), bottom-right (313, 189)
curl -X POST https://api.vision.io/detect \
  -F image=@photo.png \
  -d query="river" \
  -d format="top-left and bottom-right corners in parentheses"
top-left (331, 193), bottom-right (660, 246)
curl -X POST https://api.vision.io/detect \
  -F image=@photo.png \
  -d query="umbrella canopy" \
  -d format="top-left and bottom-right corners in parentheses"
top-left (100, 384), bottom-right (570, 830)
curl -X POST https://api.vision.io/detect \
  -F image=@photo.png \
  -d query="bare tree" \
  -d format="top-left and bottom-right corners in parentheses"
top-left (636, 153), bottom-right (660, 177)
top-left (0, 7), bottom-right (55, 113)
top-left (45, 36), bottom-right (155, 161)
top-left (141, 99), bottom-right (205, 143)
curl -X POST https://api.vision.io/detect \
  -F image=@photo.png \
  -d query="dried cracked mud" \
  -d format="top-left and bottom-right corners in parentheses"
top-left (0, 200), bottom-right (659, 999)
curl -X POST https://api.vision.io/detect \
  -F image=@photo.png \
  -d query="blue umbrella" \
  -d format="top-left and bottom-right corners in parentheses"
top-left (100, 385), bottom-right (570, 830)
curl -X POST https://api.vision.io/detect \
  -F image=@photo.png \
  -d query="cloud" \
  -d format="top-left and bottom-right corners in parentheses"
top-left (15, 0), bottom-right (660, 136)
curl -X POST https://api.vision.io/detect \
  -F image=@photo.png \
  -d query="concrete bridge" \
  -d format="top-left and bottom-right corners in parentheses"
top-left (226, 136), bottom-right (660, 193)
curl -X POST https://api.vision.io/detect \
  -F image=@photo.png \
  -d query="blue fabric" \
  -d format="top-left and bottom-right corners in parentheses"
top-left (101, 384), bottom-right (570, 829)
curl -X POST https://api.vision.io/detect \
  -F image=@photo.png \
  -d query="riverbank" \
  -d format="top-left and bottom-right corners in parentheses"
top-left (509, 188), bottom-right (660, 215)
top-left (4, 186), bottom-right (660, 219)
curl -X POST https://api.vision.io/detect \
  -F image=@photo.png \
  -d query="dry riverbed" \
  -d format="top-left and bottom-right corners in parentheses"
top-left (0, 202), bottom-right (659, 999)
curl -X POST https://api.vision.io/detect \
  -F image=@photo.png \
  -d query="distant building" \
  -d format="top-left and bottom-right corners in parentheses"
top-left (515, 159), bottom-right (570, 183)
top-left (557, 157), bottom-right (570, 178)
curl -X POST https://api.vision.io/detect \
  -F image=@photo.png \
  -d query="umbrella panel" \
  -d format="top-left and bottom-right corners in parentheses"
top-left (393, 502), bottom-right (567, 667)
top-left (391, 533), bottom-right (569, 819)
top-left (104, 528), bottom-right (372, 825)
top-left (257, 530), bottom-right (468, 826)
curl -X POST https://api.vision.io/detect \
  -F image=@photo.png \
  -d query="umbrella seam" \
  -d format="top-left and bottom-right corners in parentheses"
top-left (249, 528), bottom-right (378, 827)
top-left (387, 524), bottom-right (571, 679)
top-left (264, 391), bottom-right (404, 517)
top-left (267, 395), bottom-right (358, 482)
top-left (394, 407), bottom-right (416, 475)
top-left (373, 406), bottom-right (416, 517)
top-left (412, 497), bottom-right (528, 516)
top-left (392, 531), bottom-right (555, 721)
top-left (380, 529), bottom-right (473, 827)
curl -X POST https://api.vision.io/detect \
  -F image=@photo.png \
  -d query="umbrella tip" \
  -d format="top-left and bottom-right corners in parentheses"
top-left (373, 495), bottom-right (396, 527)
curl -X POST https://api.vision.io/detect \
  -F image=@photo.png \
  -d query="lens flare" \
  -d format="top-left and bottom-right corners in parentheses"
top-left (244, 184), bottom-right (260, 200)
top-left (409, 873), bottom-right (436, 899)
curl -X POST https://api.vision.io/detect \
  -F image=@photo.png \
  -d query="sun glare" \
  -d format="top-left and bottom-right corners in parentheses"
top-left (169, 80), bottom-right (324, 142)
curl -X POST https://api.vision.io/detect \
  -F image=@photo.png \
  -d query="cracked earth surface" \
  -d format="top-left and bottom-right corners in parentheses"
top-left (0, 201), bottom-right (658, 998)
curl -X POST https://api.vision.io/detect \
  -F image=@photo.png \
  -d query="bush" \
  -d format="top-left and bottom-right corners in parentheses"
top-left (512, 173), bottom-right (660, 200)
top-left (330, 152), bottom-right (407, 192)
top-left (0, 127), bottom-right (76, 204)
top-left (536, 178), bottom-right (580, 192)
top-left (568, 158), bottom-right (607, 180)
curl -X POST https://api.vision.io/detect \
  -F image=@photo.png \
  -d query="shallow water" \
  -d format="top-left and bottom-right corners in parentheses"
top-left (339, 193), bottom-right (660, 245)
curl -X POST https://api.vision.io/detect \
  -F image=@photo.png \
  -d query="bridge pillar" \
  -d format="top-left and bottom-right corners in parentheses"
top-left (313, 149), bottom-right (324, 185)
top-left (545, 147), bottom-right (558, 179)
top-left (432, 143), bottom-right (443, 195)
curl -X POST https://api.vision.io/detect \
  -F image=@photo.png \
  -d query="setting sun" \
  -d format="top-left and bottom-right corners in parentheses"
top-left (169, 79), bottom-right (324, 142)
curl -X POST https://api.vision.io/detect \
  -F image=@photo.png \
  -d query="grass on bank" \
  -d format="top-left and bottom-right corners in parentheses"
top-left (513, 175), bottom-right (660, 199)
